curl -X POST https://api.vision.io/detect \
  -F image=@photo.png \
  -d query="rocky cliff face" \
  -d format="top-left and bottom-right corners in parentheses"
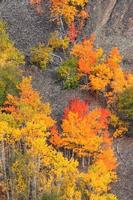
top-left (0, 0), bottom-right (53, 52)
top-left (85, 0), bottom-right (133, 70)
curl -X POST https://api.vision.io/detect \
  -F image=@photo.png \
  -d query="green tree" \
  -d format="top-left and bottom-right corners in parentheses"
top-left (118, 87), bottom-right (133, 121)
top-left (57, 57), bottom-right (79, 89)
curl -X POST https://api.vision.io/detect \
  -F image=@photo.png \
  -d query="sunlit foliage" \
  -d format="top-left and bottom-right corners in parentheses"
top-left (71, 36), bottom-right (133, 137)
top-left (29, 0), bottom-right (89, 32)
top-left (72, 36), bottom-right (133, 98)
top-left (30, 44), bottom-right (53, 69)
top-left (50, 99), bottom-right (117, 200)
top-left (0, 78), bottom-right (80, 200)
top-left (48, 31), bottom-right (70, 50)
top-left (0, 20), bottom-right (24, 105)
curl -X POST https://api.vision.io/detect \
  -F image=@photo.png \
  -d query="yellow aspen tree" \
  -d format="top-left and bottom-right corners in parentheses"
top-left (1, 77), bottom-right (80, 200)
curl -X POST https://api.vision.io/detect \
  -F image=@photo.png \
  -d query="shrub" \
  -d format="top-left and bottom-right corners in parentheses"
top-left (57, 57), bottom-right (79, 89)
top-left (0, 20), bottom-right (24, 105)
top-left (0, 66), bottom-right (21, 105)
top-left (48, 31), bottom-right (69, 50)
top-left (118, 87), bottom-right (133, 121)
top-left (0, 80), bottom-right (6, 104)
top-left (110, 113), bottom-right (128, 137)
top-left (0, 20), bottom-right (24, 68)
top-left (30, 44), bottom-right (53, 69)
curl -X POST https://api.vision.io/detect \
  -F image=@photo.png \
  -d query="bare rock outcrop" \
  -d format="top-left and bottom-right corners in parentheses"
top-left (84, 0), bottom-right (133, 70)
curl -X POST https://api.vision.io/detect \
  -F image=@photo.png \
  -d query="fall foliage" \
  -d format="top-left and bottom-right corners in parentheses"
top-left (29, 0), bottom-right (88, 25)
top-left (29, 0), bottom-right (89, 44)
top-left (71, 35), bottom-right (133, 137)
top-left (0, 20), bottom-right (24, 105)
top-left (1, 1), bottom-right (131, 199)
top-left (0, 76), bottom-right (118, 200)
top-left (30, 44), bottom-right (53, 69)
top-left (48, 31), bottom-right (70, 50)
top-left (68, 23), bottom-right (78, 42)
top-left (50, 99), bottom-right (117, 200)
top-left (0, 78), bottom-right (81, 200)
top-left (59, 99), bottom-right (111, 157)
top-left (71, 35), bottom-right (133, 98)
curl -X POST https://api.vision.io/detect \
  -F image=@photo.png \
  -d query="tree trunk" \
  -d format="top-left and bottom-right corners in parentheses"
top-left (1, 141), bottom-right (13, 200)
top-left (82, 157), bottom-right (85, 168)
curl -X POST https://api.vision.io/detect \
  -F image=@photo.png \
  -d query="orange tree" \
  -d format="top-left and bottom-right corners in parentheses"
top-left (50, 99), bottom-right (110, 161)
top-left (29, 0), bottom-right (89, 41)
top-left (29, 0), bottom-right (88, 24)
top-left (71, 35), bottom-right (133, 101)
top-left (49, 98), bottom-right (118, 200)
top-left (71, 35), bottom-right (133, 136)
top-left (50, 0), bottom-right (88, 25)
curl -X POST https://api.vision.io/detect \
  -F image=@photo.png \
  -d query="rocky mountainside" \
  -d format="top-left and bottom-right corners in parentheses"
top-left (85, 0), bottom-right (133, 70)
top-left (0, 1), bottom-right (133, 200)
top-left (0, 0), bottom-right (132, 68)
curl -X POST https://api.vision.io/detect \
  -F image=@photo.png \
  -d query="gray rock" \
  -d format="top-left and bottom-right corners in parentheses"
top-left (83, 0), bottom-right (133, 70)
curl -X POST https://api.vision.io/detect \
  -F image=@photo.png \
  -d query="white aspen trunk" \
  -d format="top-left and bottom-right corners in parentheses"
top-left (59, 16), bottom-right (65, 34)
top-left (68, 150), bottom-right (71, 160)
top-left (36, 156), bottom-right (41, 199)
top-left (82, 157), bottom-right (85, 168)
top-left (1, 141), bottom-right (13, 200)
top-left (31, 157), bottom-right (38, 200)
top-left (71, 150), bottom-right (74, 159)
top-left (88, 156), bottom-right (90, 166)
top-left (66, 149), bottom-right (68, 158)
top-left (32, 175), bottom-right (37, 200)
top-left (26, 178), bottom-right (31, 200)
top-left (8, 145), bottom-right (14, 199)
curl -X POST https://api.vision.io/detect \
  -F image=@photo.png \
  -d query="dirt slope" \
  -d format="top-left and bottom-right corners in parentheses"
top-left (0, 1), bottom-right (133, 200)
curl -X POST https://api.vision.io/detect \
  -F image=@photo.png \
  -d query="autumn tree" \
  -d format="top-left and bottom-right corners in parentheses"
top-left (0, 77), bottom-right (81, 200)
top-left (71, 36), bottom-right (133, 137)
top-left (85, 134), bottom-right (117, 200)
top-left (30, 31), bottom-right (70, 70)
top-left (49, 98), bottom-right (117, 199)
top-left (29, 0), bottom-right (89, 44)
top-left (48, 31), bottom-right (70, 50)
top-left (71, 35), bottom-right (133, 100)
top-left (30, 0), bottom-right (88, 25)
top-left (80, 149), bottom-right (117, 200)
top-left (62, 99), bottom-right (110, 158)
top-left (0, 79), bottom-right (118, 200)
top-left (0, 20), bottom-right (24, 105)
top-left (68, 23), bottom-right (78, 42)
top-left (50, 99), bottom-right (111, 166)
top-left (30, 44), bottom-right (53, 69)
